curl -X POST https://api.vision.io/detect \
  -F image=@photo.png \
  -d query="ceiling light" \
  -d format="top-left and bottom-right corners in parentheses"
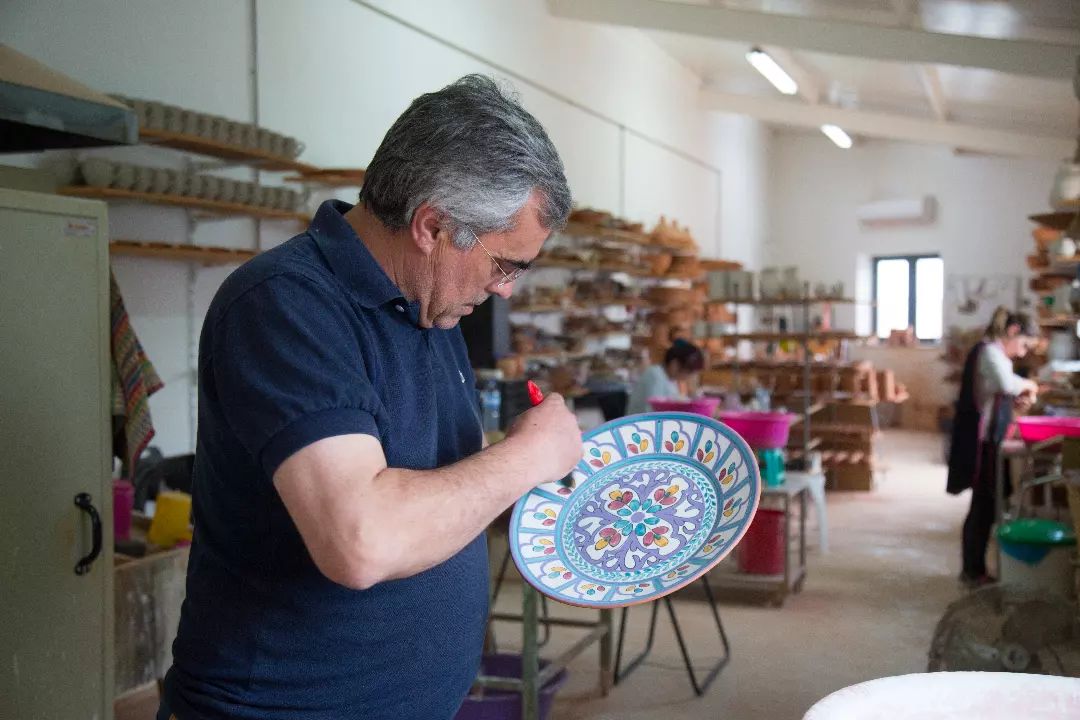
top-left (821, 124), bottom-right (853, 149)
top-left (745, 47), bottom-right (798, 96)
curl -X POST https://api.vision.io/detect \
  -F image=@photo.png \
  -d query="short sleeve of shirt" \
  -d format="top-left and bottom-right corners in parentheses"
top-left (210, 271), bottom-right (380, 477)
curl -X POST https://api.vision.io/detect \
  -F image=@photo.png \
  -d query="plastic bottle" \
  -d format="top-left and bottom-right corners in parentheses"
top-left (478, 370), bottom-right (503, 433)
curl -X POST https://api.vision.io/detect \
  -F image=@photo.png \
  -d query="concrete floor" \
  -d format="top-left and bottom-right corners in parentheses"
top-left (487, 429), bottom-right (973, 720)
top-left (118, 430), bottom-right (971, 720)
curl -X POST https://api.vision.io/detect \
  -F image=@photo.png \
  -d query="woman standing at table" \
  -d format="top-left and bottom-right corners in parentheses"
top-left (947, 307), bottom-right (1040, 588)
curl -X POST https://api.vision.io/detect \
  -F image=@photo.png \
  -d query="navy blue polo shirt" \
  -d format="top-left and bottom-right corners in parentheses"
top-left (163, 200), bottom-right (488, 720)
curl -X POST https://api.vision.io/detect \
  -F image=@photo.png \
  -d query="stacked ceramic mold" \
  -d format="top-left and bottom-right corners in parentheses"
top-left (110, 95), bottom-right (304, 159)
top-left (75, 157), bottom-right (303, 212)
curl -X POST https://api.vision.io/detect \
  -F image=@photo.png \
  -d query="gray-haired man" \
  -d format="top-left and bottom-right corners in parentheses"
top-left (159, 75), bottom-right (582, 720)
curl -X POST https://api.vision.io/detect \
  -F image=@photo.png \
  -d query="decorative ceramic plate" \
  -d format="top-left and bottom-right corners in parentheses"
top-left (509, 412), bottom-right (761, 609)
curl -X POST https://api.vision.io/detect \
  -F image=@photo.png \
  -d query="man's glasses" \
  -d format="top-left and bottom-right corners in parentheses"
top-left (467, 229), bottom-right (529, 288)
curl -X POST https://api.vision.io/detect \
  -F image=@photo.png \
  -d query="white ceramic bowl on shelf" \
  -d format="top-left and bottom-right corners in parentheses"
top-left (217, 179), bottom-right (237, 203)
top-left (234, 181), bottom-right (254, 205)
top-left (80, 158), bottom-right (114, 188)
top-left (149, 167), bottom-right (171, 194)
top-left (112, 163), bottom-right (136, 190)
top-left (132, 165), bottom-right (154, 193)
top-left (199, 176), bottom-right (221, 201)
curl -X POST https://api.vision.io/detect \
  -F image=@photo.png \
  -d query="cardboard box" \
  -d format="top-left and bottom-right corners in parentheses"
top-left (828, 462), bottom-right (875, 491)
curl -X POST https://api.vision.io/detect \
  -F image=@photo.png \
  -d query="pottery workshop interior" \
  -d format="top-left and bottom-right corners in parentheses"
top-left (5, 2), bottom-right (1080, 719)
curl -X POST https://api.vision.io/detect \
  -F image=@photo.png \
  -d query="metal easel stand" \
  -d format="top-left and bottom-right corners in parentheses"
top-left (491, 545), bottom-right (553, 647)
top-left (482, 541), bottom-right (614, 720)
top-left (612, 577), bottom-right (731, 696)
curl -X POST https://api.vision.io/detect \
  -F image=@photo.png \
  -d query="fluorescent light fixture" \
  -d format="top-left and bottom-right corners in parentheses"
top-left (746, 47), bottom-right (798, 96)
top-left (821, 124), bottom-right (853, 149)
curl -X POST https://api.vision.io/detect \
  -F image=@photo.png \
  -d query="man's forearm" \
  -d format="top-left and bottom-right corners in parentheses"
top-left (359, 436), bottom-right (549, 584)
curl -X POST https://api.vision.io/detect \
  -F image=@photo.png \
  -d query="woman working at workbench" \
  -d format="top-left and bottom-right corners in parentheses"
top-left (947, 307), bottom-right (1040, 588)
top-left (626, 339), bottom-right (705, 415)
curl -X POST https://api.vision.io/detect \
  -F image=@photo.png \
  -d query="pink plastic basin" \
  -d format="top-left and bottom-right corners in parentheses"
top-left (718, 411), bottom-right (799, 449)
top-left (647, 396), bottom-right (721, 417)
top-left (1015, 415), bottom-right (1080, 444)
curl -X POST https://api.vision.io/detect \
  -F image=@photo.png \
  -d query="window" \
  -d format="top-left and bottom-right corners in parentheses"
top-left (873, 255), bottom-right (944, 341)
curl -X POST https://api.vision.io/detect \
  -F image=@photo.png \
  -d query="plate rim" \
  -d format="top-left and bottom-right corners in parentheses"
top-left (508, 411), bottom-right (762, 609)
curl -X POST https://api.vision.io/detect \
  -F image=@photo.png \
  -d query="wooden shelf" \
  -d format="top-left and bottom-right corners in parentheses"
top-left (1039, 315), bottom-right (1079, 329)
top-left (778, 395), bottom-right (864, 411)
top-left (139, 128), bottom-right (319, 173)
top-left (1038, 259), bottom-right (1080, 278)
top-left (516, 349), bottom-right (596, 361)
top-left (729, 297), bottom-right (857, 306)
top-left (708, 359), bottom-right (863, 370)
top-left (561, 221), bottom-right (652, 247)
top-left (788, 437), bottom-right (822, 451)
top-left (58, 186), bottom-right (310, 223)
top-left (582, 329), bottom-right (631, 339)
top-left (699, 332), bottom-right (864, 342)
top-left (510, 302), bottom-right (570, 313)
top-left (700, 259), bottom-right (744, 272)
top-left (558, 221), bottom-right (704, 257)
top-left (110, 240), bottom-right (256, 265)
top-left (282, 168), bottom-right (367, 187)
top-left (1030, 210), bottom-right (1078, 231)
top-left (510, 300), bottom-right (640, 313)
top-left (533, 254), bottom-right (698, 280)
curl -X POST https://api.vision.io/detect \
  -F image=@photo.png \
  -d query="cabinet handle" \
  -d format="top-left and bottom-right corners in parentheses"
top-left (74, 492), bottom-right (103, 576)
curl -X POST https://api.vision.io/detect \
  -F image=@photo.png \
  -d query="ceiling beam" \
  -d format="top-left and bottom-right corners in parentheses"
top-left (889, 1), bottom-right (949, 123)
top-left (887, 0), bottom-right (918, 28)
top-left (548, 0), bottom-right (1079, 79)
top-left (760, 46), bottom-right (821, 105)
top-left (700, 90), bottom-right (1072, 159)
top-left (917, 66), bottom-right (948, 121)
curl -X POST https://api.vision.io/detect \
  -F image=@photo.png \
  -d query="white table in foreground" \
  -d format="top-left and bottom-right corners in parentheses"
top-left (804, 671), bottom-right (1080, 719)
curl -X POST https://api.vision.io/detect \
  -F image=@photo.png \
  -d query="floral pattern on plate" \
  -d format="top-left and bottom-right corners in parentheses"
top-left (510, 412), bottom-right (760, 609)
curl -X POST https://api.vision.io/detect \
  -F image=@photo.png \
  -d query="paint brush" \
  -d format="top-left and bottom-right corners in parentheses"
top-left (526, 380), bottom-right (575, 489)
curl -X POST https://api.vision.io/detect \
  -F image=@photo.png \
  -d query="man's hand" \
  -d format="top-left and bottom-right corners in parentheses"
top-left (504, 393), bottom-right (583, 486)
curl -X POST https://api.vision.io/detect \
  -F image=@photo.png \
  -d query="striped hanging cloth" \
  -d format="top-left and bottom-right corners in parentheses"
top-left (110, 270), bottom-right (164, 478)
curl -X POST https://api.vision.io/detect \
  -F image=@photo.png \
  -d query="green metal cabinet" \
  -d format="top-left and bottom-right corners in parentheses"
top-left (0, 188), bottom-right (113, 719)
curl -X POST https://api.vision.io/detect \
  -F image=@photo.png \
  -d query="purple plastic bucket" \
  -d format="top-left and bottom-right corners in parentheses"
top-left (113, 480), bottom-right (134, 541)
top-left (453, 654), bottom-right (568, 720)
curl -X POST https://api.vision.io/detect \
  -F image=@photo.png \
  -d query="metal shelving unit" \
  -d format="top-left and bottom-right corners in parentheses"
top-left (712, 290), bottom-right (861, 459)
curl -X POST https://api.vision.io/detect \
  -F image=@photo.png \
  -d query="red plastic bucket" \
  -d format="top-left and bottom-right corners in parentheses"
top-left (738, 509), bottom-right (785, 575)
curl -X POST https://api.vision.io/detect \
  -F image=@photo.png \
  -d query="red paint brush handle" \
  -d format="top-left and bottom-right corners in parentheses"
top-left (525, 380), bottom-right (575, 489)
top-left (526, 380), bottom-right (544, 406)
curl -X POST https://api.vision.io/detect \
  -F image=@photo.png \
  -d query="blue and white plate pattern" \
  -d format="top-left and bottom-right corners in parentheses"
top-left (509, 412), bottom-right (761, 608)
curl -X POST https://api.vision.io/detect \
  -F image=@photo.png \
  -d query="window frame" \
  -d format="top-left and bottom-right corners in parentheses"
top-left (872, 253), bottom-right (943, 343)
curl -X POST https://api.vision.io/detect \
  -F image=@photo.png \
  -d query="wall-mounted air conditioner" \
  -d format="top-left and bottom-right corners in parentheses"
top-left (856, 196), bottom-right (937, 228)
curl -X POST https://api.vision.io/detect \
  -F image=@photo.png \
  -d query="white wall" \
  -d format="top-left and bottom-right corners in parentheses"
top-left (766, 132), bottom-right (1057, 334)
top-left (1, 0), bottom-right (771, 454)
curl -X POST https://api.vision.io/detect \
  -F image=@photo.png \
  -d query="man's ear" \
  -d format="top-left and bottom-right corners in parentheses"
top-left (410, 202), bottom-right (443, 256)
